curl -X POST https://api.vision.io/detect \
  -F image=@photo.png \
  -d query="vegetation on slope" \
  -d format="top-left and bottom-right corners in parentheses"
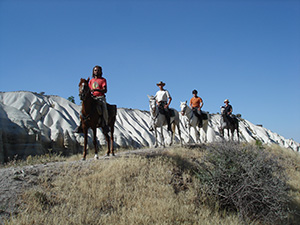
top-left (5, 142), bottom-right (300, 225)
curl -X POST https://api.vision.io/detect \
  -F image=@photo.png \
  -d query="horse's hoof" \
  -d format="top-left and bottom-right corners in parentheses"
top-left (82, 158), bottom-right (86, 161)
top-left (94, 155), bottom-right (99, 160)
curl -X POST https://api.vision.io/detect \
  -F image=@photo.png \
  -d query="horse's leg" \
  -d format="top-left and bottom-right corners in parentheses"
top-left (227, 128), bottom-right (230, 141)
top-left (82, 128), bottom-right (88, 160)
top-left (169, 123), bottom-right (176, 146)
top-left (219, 126), bottom-right (223, 138)
top-left (110, 126), bottom-right (115, 156)
top-left (104, 132), bottom-right (110, 156)
top-left (177, 123), bottom-right (182, 147)
top-left (203, 121), bottom-right (208, 143)
top-left (154, 127), bottom-right (158, 148)
top-left (93, 127), bottom-right (99, 160)
top-left (187, 124), bottom-right (191, 144)
top-left (195, 126), bottom-right (200, 144)
top-left (160, 127), bottom-right (165, 148)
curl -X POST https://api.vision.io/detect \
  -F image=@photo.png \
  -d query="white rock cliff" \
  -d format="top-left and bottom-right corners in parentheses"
top-left (0, 91), bottom-right (299, 163)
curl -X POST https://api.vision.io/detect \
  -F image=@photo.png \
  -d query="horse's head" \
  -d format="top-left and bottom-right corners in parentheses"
top-left (147, 95), bottom-right (157, 115)
top-left (220, 106), bottom-right (225, 116)
top-left (79, 78), bottom-right (90, 101)
top-left (180, 101), bottom-right (188, 115)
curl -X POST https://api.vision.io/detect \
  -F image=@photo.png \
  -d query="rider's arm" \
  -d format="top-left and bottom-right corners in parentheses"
top-left (167, 96), bottom-right (172, 107)
top-left (199, 100), bottom-right (203, 109)
top-left (228, 106), bottom-right (233, 115)
top-left (92, 85), bottom-right (107, 94)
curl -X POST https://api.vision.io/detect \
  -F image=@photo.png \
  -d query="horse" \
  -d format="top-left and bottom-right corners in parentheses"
top-left (180, 101), bottom-right (210, 144)
top-left (78, 78), bottom-right (117, 160)
top-left (148, 95), bottom-right (182, 148)
top-left (219, 106), bottom-right (239, 141)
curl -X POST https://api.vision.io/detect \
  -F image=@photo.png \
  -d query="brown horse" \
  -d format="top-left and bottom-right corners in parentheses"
top-left (78, 78), bottom-right (117, 159)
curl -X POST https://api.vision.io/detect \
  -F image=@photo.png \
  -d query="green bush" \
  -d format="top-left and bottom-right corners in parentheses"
top-left (195, 142), bottom-right (290, 224)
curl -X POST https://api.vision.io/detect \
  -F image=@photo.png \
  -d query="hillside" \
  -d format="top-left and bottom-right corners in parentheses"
top-left (0, 91), bottom-right (299, 162)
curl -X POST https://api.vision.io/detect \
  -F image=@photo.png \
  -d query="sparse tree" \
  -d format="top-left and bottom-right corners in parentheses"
top-left (67, 96), bottom-right (75, 104)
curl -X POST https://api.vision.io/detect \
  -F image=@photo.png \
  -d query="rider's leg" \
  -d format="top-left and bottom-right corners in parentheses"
top-left (165, 108), bottom-right (172, 132)
top-left (193, 108), bottom-right (203, 127)
top-left (102, 101), bottom-right (109, 126)
top-left (73, 119), bottom-right (83, 133)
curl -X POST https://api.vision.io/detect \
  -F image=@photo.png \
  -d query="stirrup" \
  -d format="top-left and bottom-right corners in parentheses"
top-left (73, 126), bottom-right (83, 133)
top-left (102, 125), bottom-right (109, 133)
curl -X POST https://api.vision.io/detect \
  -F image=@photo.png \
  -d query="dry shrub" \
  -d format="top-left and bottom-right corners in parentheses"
top-left (195, 142), bottom-right (291, 224)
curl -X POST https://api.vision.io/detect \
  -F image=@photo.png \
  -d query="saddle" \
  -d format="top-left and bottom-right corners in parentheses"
top-left (95, 103), bottom-right (117, 128)
top-left (158, 105), bottom-right (175, 117)
top-left (192, 109), bottom-right (208, 120)
top-left (202, 112), bottom-right (208, 120)
top-left (169, 109), bottom-right (175, 117)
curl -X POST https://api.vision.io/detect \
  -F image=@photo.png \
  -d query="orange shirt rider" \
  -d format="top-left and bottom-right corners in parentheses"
top-left (190, 96), bottom-right (203, 109)
top-left (89, 77), bottom-right (107, 97)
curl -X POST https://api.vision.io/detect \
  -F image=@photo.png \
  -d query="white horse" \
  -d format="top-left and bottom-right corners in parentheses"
top-left (180, 101), bottom-right (210, 143)
top-left (148, 95), bottom-right (182, 148)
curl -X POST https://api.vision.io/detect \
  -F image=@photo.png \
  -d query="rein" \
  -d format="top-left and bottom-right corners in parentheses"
top-left (79, 79), bottom-right (96, 122)
top-left (181, 105), bottom-right (194, 121)
top-left (150, 105), bottom-right (159, 120)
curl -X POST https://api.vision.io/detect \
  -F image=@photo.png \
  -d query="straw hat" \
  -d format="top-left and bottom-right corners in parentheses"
top-left (156, 81), bottom-right (166, 86)
top-left (224, 99), bottom-right (230, 103)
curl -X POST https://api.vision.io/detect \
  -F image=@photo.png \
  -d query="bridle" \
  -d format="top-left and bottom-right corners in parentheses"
top-left (181, 104), bottom-right (187, 116)
top-left (79, 80), bottom-right (90, 101)
top-left (149, 98), bottom-right (159, 119)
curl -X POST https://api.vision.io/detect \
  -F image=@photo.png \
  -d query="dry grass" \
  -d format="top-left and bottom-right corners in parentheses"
top-left (0, 153), bottom-right (66, 168)
top-left (265, 144), bottom-right (300, 224)
top-left (5, 144), bottom-right (300, 225)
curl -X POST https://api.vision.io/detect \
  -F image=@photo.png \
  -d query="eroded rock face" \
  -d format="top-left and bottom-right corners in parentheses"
top-left (0, 92), bottom-right (82, 163)
top-left (0, 91), bottom-right (299, 163)
top-left (0, 102), bottom-right (45, 162)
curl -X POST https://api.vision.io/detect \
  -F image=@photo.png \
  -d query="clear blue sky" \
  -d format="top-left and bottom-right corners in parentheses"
top-left (1, 0), bottom-right (299, 142)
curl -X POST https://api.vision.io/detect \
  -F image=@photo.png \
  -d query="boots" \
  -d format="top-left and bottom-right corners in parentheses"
top-left (100, 118), bottom-right (109, 133)
top-left (73, 121), bottom-right (83, 133)
top-left (166, 115), bottom-right (172, 132)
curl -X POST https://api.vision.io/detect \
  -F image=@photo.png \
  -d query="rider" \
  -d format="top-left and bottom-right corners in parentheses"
top-left (223, 99), bottom-right (233, 125)
top-left (154, 81), bottom-right (172, 132)
top-left (74, 65), bottom-right (109, 133)
top-left (189, 89), bottom-right (203, 127)
top-left (89, 65), bottom-right (109, 129)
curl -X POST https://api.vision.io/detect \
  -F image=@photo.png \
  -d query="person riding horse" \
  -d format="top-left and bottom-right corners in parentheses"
top-left (189, 89), bottom-right (203, 127)
top-left (154, 81), bottom-right (172, 132)
top-left (222, 99), bottom-right (233, 125)
top-left (220, 99), bottom-right (239, 141)
top-left (74, 65), bottom-right (109, 133)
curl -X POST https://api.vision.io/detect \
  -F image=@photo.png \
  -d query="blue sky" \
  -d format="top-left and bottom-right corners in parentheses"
top-left (0, 0), bottom-right (299, 143)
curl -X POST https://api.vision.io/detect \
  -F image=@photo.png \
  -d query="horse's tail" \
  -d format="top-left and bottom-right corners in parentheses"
top-left (107, 104), bottom-right (117, 116)
top-left (172, 122), bottom-right (176, 134)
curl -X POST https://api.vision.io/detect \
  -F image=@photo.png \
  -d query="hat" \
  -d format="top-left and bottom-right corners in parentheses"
top-left (224, 99), bottom-right (230, 103)
top-left (156, 81), bottom-right (165, 86)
